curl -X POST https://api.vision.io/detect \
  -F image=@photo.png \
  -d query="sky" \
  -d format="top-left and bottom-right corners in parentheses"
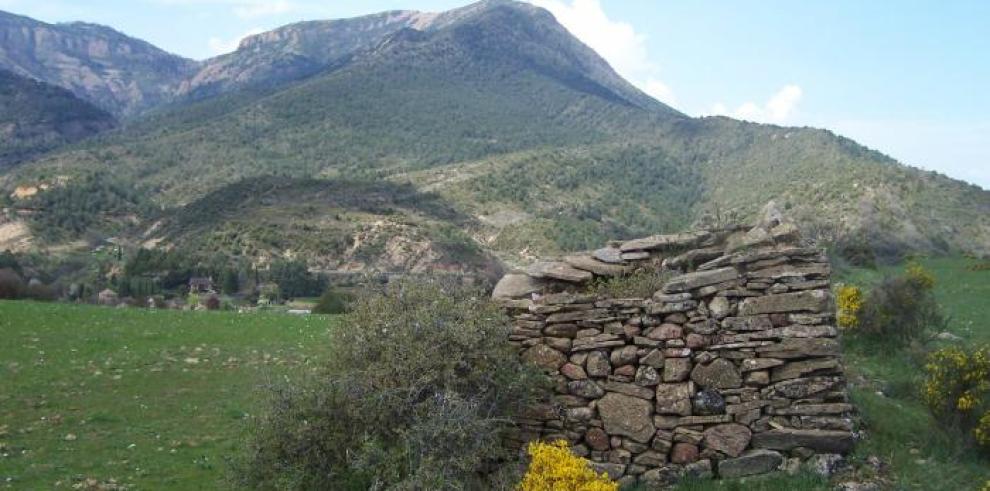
top-left (2, 0), bottom-right (987, 189)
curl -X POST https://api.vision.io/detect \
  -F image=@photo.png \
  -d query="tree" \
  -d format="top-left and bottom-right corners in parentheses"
top-left (220, 268), bottom-right (240, 294)
top-left (268, 259), bottom-right (323, 298)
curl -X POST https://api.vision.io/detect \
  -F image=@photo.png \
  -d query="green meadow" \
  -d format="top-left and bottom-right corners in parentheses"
top-left (1, 256), bottom-right (989, 490)
top-left (0, 304), bottom-right (333, 490)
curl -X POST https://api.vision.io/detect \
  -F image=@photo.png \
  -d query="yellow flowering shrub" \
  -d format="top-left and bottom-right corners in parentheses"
top-left (836, 284), bottom-right (863, 329)
top-left (519, 440), bottom-right (618, 491)
top-left (923, 345), bottom-right (990, 447)
top-left (856, 262), bottom-right (944, 344)
top-left (905, 260), bottom-right (936, 290)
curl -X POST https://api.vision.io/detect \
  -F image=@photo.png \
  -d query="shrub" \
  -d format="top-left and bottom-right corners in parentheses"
top-left (836, 284), bottom-right (863, 329)
top-left (0, 268), bottom-right (25, 299)
top-left (519, 440), bottom-right (618, 491)
top-left (203, 294), bottom-right (221, 311)
top-left (25, 281), bottom-right (56, 301)
top-left (922, 345), bottom-right (990, 448)
top-left (905, 260), bottom-right (936, 289)
top-left (856, 263), bottom-right (945, 345)
top-left (311, 287), bottom-right (352, 315)
top-left (588, 269), bottom-right (668, 299)
top-left (231, 278), bottom-right (547, 489)
top-left (0, 250), bottom-right (21, 275)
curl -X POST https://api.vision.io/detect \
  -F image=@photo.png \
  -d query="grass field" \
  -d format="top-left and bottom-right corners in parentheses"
top-left (0, 303), bottom-right (334, 490)
top-left (836, 256), bottom-right (990, 490)
top-left (1, 256), bottom-right (989, 490)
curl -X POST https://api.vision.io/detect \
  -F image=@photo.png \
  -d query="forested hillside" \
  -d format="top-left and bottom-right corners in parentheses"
top-left (0, 70), bottom-right (115, 169)
top-left (1, 0), bottom-right (987, 276)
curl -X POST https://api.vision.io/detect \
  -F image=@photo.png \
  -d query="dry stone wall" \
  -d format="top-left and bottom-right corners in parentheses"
top-left (494, 206), bottom-right (855, 487)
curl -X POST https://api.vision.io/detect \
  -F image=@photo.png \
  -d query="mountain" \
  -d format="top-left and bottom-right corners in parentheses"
top-left (0, 69), bottom-right (115, 168)
top-left (0, 10), bottom-right (198, 116)
top-left (179, 1), bottom-right (665, 112)
top-left (0, 0), bottom-right (987, 275)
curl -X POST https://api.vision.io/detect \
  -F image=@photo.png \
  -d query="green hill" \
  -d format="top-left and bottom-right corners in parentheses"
top-left (0, 70), bottom-right (115, 169)
top-left (1, 0), bottom-right (987, 274)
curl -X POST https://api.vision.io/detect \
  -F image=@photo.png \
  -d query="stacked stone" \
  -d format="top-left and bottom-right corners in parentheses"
top-left (495, 205), bottom-right (855, 487)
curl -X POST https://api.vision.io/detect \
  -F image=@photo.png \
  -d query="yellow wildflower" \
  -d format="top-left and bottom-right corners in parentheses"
top-left (519, 440), bottom-right (618, 491)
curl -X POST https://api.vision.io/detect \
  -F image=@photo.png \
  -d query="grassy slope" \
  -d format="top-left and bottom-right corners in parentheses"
top-left (837, 257), bottom-right (990, 489)
top-left (0, 302), bottom-right (333, 489)
top-left (158, 176), bottom-right (495, 273)
top-left (2, 257), bottom-right (988, 489)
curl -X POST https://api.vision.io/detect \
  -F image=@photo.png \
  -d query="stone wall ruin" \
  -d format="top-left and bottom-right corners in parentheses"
top-left (493, 205), bottom-right (855, 487)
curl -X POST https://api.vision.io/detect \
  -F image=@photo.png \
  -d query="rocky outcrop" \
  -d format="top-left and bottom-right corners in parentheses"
top-left (498, 205), bottom-right (855, 485)
top-left (0, 11), bottom-right (197, 116)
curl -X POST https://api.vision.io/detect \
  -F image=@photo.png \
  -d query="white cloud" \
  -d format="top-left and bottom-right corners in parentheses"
top-left (207, 27), bottom-right (263, 55)
top-left (708, 84), bottom-right (803, 124)
top-left (528, 0), bottom-right (676, 106)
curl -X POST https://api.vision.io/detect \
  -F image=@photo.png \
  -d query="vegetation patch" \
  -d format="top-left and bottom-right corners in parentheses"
top-left (231, 278), bottom-right (547, 489)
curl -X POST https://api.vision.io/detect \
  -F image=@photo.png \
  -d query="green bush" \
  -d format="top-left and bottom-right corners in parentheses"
top-left (311, 288), bottom-right (352, 315)
top-left (856, 263), bottom-right (946, 345)
top-left (0, 268), bottom-right (25, 299)
top-left (231, 278), bottom-right (547, 490)
top-left (587, 269), bottom-right (668, 299)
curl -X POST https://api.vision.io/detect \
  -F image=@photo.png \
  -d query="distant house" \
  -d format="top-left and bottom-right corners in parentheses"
top-left (98, 288), bottom-right (119, 306)
top-left (188, 277), bottom-right (215, 294)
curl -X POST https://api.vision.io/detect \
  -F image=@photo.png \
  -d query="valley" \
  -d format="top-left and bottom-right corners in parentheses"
top-left (0, 1), bottom-right (988, 489)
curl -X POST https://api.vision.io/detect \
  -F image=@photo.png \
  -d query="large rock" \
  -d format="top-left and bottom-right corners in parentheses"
top-left (597, 393), bottom-right (656, 443)
top-left (492, 273), bottom-right (542, 299)
top-left (656, 382), bottom-right (694, 416)
top-left (763, 376), bottom-right (841, 399)
top-left (751, 429), bottom-right (855, 453)
top-left (717, 449), bottom-right (783, 478)
top-left (663, 267), bottom-right (739, 293)
top-left (635, 365), bottom-right (661, 386)
top-left (585, 427), bottom-right (610, 451)
top-left (748, 324), bottom-right (838, 339)
top-left (564, 255), bottom-right (631, 277)
top-left (663, 358), bottom-right (693, 382)
top-left (756, 338), bottom-right (840, 359)
top-left (747, 263), bottom-right (830, 280)
top-left (526, 261), bottom-right (593, 283)
top-left (620, 231), bottom-right (710, 252)
top-left (702, 423), bottom-right (752, 457)
top-left (670, 443), bottom-right (700, 464)
top-left (592, 246), bottom-right (625, 264)
top-left (521, 344), bottom-right (566, 371)
top-left (568, 380), bottom-right (605, 398)
top-left (722, 315), bottom-right (773, 331)
top-left (770, 358), bottom-right (841, 382)
top-left (603, 381), bottom-right (655, 400)
top-left (586, 351), bottom-right (612, 377)
top-left (691, 358), bottom-right (742, 389)
top-left (692, 389), bottom-right (726, 415)
top-left (738, 290), bottom-right (831, 315)
top-left (708, 296), bottom-right (732, 319)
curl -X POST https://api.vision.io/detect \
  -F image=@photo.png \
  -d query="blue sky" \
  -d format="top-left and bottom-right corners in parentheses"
top-left (2, 0), bottom-right (987, 189)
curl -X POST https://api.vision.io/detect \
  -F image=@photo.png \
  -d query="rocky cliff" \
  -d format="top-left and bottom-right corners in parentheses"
top-left (0, 10), bottom-right (197, 116)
